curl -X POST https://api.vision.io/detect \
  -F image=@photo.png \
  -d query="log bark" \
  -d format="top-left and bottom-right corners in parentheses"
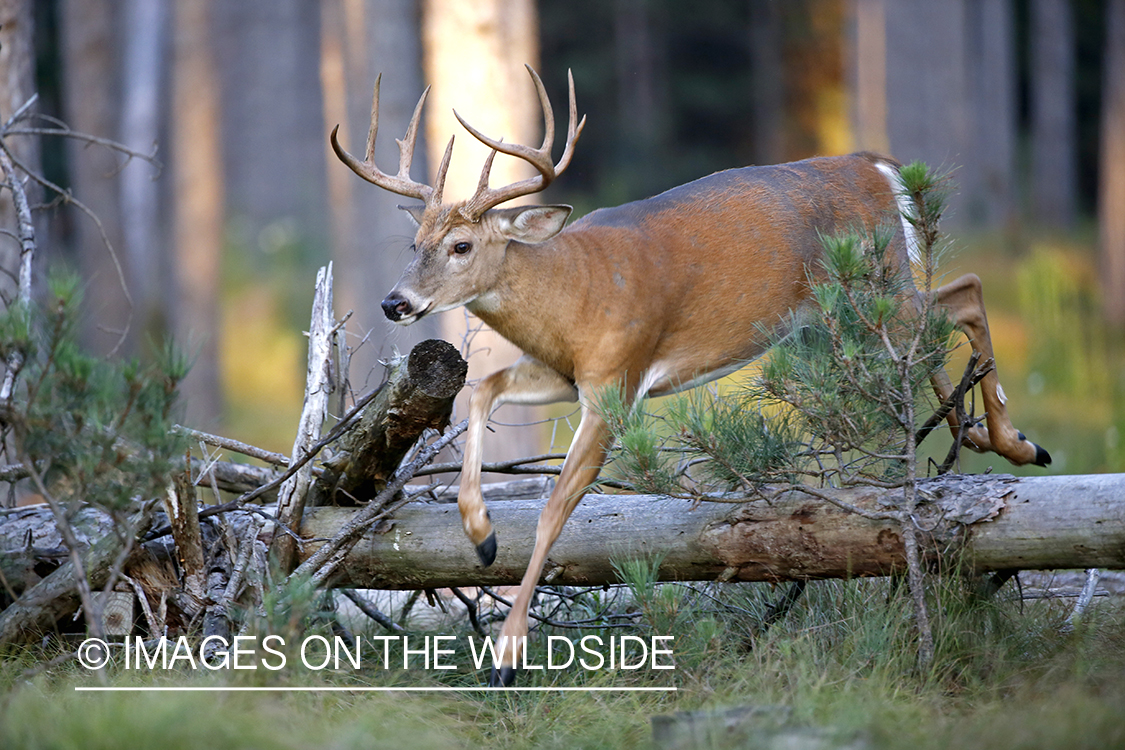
top-left (310, 338), bottom-right (466, 507)
top-left (3, 473), bottom-right (1123, 641)
top-left (297, 473), bottom-right (1125, 589)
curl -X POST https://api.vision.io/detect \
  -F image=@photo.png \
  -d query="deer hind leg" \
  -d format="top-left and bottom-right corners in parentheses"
top-left (459, 356), bottom-right (578, 567)
top-left (489, 392), bottom-right (614, 686)
top-left (931, 273), bottom-right (1050, 467)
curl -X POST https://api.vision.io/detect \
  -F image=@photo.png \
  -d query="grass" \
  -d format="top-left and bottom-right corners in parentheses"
top-left (3, 573), bottom-right (1123, 749)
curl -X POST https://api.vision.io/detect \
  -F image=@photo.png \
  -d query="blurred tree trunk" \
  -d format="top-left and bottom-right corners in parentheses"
top-left (1030, 0), bottom-right (1077, 229)
top-left (850, 0), bottom-right (889, 155)
top-left (320, 0), bottom-right (438, 391)
top-left (883, 1), bottom-right (970, 225)
top-left (214, 1), bottom-right (325, 245)
top-left (613, 0), bottom-right (666, 189)
top-left (782, 0), bottom-right (847, 160)
top-left (1102, 0), bottom-right (1125, 326)
top-left (422, 0), bottom-right (544, 470)
top-left (0, 0), bottom-right (36, 309)
top-left (871, 0), bottom-right (1017, 230)
top-left (171, 0), bottom-right (224, 428)
top-left (59, 0), bottom-right (132, 355)
top-left (964, 0), bottom-right (1016, 229)
top-left (120, 0), bottom-right (169, 349)
top-left (749, 0), bottom-right (786, 165)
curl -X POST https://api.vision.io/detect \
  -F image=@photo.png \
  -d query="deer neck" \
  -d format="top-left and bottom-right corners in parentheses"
top-left (465, 235), bottom-right (583, 375)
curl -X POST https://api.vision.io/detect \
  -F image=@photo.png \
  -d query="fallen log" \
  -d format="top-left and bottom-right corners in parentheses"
top-left (0, 505), bottom-right (119, 599)
top-left (3, 472), bottom-right (1123, 634)
top-left (0, 511), bottom-right (155, 645)
top-left (298, 473), bottom-right (1125, 589)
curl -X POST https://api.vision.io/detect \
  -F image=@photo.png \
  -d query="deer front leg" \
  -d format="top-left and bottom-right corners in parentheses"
top-left (489, 393), bottom-right (613, 687)
top-left (932, 273), bottom-right (1050, 467)
top-left (460, 356), bottom-right (578, 566)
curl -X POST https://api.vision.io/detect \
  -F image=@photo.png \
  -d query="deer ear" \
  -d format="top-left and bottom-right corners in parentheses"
top-left (398, 204), bottom-right (426, 227)
top-left (494, 205), bottom-right (572, 243)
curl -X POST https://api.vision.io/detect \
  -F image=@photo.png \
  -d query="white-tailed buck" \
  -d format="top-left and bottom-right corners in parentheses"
top-left (331, 66), bottom-right (1050, 686)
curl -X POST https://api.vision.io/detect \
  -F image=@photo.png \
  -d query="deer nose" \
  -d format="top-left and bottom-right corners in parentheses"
top-left (381, 293), bottom-right (414, 321)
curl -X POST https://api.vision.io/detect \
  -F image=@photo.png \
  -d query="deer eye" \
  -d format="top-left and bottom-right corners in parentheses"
top-left (453, 241), bottom-right (472, 255)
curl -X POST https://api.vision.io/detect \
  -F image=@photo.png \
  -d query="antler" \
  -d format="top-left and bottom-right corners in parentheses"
top-left (330, 74), bottom-right (454, 208)
top-left (457, 66), bottom-right (586, 221)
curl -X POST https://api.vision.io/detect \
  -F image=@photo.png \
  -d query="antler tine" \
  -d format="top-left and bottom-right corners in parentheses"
top-left (528, 64), bottom-right (556, 160)
top-left (474, 145), bottom-right (500, 195)
top-left (555, 69), bottom-right (588, 174)
top-left (395, 84), bottom-right (431, 186)
top-left (457, 66), bottom-right (585, 220)
top-left (363, 74), bottom-right (382, 162)
top-left (453, 68), bottom-right (555, 180)
top-left (330, 77), bottom-right (434, 203)
top-left (432, 135), bottom-right (455, 206)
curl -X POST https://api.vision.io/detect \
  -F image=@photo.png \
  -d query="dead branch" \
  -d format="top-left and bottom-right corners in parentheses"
top-left (172, 425), bottom-right (294, 469)
top-left (272, 264), bottom-right (337, 573)
top-left (164, 456), bottom-right (206, 617)
top-left (0, 508), bottom-right (154, 645)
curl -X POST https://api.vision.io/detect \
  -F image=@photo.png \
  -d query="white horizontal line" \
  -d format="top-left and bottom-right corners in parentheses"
top-left (74, 686), bottom-right (677, 693)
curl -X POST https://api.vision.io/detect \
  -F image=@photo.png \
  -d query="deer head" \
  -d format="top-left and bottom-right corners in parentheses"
top-left (330, 66), bottom-right (585, 324)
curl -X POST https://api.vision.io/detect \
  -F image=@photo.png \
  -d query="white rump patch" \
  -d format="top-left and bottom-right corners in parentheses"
top-left (875, 161), bottom-right (922, 267)
top-left (636, 363), bottom-right (671, 400)
top-left (639, 359), bottom-right (748, 398)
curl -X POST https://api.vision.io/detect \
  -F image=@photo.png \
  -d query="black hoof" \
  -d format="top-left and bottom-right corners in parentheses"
top-left (489, 665), bottom-right (517, 687)
top-left (476, 531), bottom-right (497, 567)
top-left (1018, 432), bottom-right (1052, 468)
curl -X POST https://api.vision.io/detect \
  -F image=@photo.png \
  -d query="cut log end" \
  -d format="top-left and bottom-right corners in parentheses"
top-left (407, 339), bottom-right (468, 400)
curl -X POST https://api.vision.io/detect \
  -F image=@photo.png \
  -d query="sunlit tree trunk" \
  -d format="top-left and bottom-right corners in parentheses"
top-left (171, 0), bottom-right (224, 427)
top-left (59, 0), bottom-right (132, 354)
top-left (1102, 0), bottom-right (1125, 326)
top-left (778, 0), bottom-right (847, 159)
top-left (1030, 0), bottom-right (1077, 229)
top-left (321, 0), bottom-right (437, 390)
top-left (422, 0), bottom-right (544, 467)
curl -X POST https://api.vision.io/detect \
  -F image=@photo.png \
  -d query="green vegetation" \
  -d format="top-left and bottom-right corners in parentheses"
top-left (0, 270), bottom-right (188, 516)
top-left (2, 574), bottom-right (1122, 749)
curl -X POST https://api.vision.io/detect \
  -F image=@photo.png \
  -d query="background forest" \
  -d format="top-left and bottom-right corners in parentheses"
top-left (3, 0), bottom-right (1124, 485)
